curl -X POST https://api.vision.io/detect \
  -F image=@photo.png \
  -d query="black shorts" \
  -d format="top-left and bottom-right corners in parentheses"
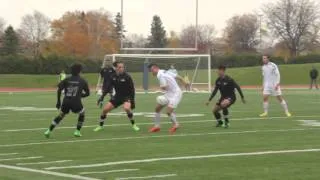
top-left (216, 96), bottom-right (236, 108)
top-left (110, 96), bottom-right (135, 109)
top-left (102, 85), bottom-right (113, 94)
top-left (61, 99), bottom-right (84, 114)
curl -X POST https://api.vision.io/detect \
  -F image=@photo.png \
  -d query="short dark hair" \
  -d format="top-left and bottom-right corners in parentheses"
top-left (148, 63), bottom-right (158, 69)
top-left (70, 63), bottom-right (82, 76)
top-left (113, 61), bottom-right (123, 67)
top-left (218, 65), bottom-right (226, 71)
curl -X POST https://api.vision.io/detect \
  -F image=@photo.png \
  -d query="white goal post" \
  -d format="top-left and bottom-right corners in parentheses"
top-left (97, 53), bottom-right (212, 93)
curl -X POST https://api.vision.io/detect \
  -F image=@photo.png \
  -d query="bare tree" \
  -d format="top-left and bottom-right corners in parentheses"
top-left (19, 11), bottom-right (50, 58)
top-left (180, 24), bottom-right (216, 53)
top-left (0, 17), bottom-right (5, 35)
top-left (263, 0), bottom-right (319, 57)
top-left (224, 14), bottom-right (259, 53)
top-left (124, 33), bottom-right (147, 48)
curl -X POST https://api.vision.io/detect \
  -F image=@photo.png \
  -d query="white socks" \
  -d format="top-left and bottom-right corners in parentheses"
top-left (281, 100), bottom-right (289, 113)
top-left (154, 112), bottom-right (161, 127)
top-left (263, 102), bottom-right (269, 113)
top-left (169, 113), bottom-right (179, 127)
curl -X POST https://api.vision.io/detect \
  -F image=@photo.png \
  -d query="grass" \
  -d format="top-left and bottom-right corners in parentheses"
top-left (0, 63), bottom-right (320, 88)
top-left (0, 89), bottom-right (320, 179)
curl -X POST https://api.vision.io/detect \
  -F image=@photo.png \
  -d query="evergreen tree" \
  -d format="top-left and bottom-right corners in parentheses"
top-left (148, 15), bottom-right (167, 49)
top-left (1, 26), bottom-right (19, 55)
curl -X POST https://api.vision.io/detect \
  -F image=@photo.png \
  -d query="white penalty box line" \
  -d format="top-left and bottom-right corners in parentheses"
top-left (46, 148), bottom-right (320, 170)
top-left (0, 127), bottom-right (319, 148)
top-left (3, 115), bottom-right (320, 132)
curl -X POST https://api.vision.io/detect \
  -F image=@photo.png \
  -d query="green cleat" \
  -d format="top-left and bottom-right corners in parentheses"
top-left (132, 124), bottom-right (140, 132)
top-left (73, 130), bottom-right (82, 137)
top-left (93, 126), bottom-right (104, 132)
top-left (44, 129), bottom-right (51, 138)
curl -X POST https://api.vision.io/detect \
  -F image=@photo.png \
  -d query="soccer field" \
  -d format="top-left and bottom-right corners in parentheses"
top-left (0, 90), bottom-right (320, 180)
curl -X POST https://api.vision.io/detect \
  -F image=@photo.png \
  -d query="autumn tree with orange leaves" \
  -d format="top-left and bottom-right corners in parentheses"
top-left (46, 9), bottom-right (118, 59)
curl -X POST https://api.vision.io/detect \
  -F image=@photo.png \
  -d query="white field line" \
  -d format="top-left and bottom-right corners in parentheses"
top-left (46, 148), bottom-right (320, 170)
top-left (0, 128), bottom-right (318, 148)
top-left (116, 174), bottom-right (177, 180)
top-left (17, 160), bottom-right (73, 166)
top-left (80, 169), bottom-right (140, 175)
top-left (0, 153), bottom-right (19, 156)
top-left (3, 115), bottom-right (320, 133)
top-left (0, 164), bottom-right (100, 180)
top-left (0, 156), bottom-right (43, 162)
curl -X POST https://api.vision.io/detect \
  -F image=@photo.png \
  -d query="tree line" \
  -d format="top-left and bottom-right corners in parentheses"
top-left (0, 0), bottom-right (319, 74)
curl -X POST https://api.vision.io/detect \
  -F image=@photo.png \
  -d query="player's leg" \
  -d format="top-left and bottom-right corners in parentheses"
top-left (213, 105), bottom-right (223, 127)
top-left (73, 106), bottom-right (85, 137)
top-left (260, 94), bottom-right (270, 117)
top-left (276, 95), bottom-right (291, 117)
top-left (123, 101), bottom-right (140, 131)
top-left (149, 104), bottom-right (164, 132)
top-left (166, 106), bottom-right (179, 133)
top-left (220, 98), bottom-right (233, 128)
top-left (93, 102), bottom-right (115, 132)
top-left (44, 112), bottom-right (67, 138)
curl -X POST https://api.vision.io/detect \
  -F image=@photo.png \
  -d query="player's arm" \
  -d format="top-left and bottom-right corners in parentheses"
top-left (56, 80), bottom-right (65, 109)
top-left (206, 81), bottom-right (219, 106)
top-left (82, 80), bottom-right (90, 98)
top-left (233, 80), bottom-right (245, 103)
top-left (127, 75), bottom-right (136, 100)
top-left (175, 75), bottom-right (187, 86)
top-left (274, 65), bottom-right (281, 89)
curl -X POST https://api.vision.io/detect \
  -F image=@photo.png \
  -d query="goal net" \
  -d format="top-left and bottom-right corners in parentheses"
top-left (97, 54), bottom-right (212, 93)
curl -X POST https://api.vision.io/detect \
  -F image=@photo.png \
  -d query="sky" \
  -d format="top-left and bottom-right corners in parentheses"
top-left (0, 0), bottom-right (275, 36)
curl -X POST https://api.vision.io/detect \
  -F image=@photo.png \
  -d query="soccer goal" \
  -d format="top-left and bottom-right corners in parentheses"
top-left (97, 53), bottom-right (212, 93)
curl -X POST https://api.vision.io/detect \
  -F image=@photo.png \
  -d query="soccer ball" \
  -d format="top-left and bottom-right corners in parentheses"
top-left (156, 95), bottom-right (169, 106)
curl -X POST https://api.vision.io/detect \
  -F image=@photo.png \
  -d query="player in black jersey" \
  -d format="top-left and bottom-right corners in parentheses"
top-left (44, 63), bottom-right (90, 138)
top-left (206, 65), bottom-right (245, 128)
top-left (93, 61), bottom-right (140, 132)
top-left (97, 63), bottom-right (116, 107)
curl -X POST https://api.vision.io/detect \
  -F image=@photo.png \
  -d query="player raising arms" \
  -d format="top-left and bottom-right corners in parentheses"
top-left (259, 55), bottom-right (292, 117)
top-left (97, 61), bottom-right (116, 107)
top-left (206, 65), bottom-right (245, 128)
top-left (93, 61), bottom-right (140, 132)
top-left (44, 63), bottom-right (90, 138)
top-left (148, 63), bottom-right (186, 134)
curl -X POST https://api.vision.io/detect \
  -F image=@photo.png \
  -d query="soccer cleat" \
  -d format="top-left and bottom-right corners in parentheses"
top-left (44, 129), bottom-right (51, 138)
top-left (93, 126), bottom-right (104, 132)
top-left (223, 121), bottom-right (230, 129)
top-left (259, 112), bottom-right (268, 117)
top-left (149, 126), bottom-right (161, 133)
top-left (286, 112), bottom-right (292, 117)
top-left (169, 125), bottom-right (179, 134)
top-left (132, 124), bottom-right (140, 132)
top-left (216, 120), bottom-right (223, 127)
top-left (73, 130), bottom-right (82, 137)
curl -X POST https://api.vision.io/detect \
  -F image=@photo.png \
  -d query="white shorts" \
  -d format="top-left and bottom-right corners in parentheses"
top-left (165, 91), bottom-right (183, 109)
top-left (263, 86), bottom-right (282, 96)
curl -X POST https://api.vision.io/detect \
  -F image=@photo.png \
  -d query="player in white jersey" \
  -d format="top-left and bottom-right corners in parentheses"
top-left (260, 55), bottom-right (292, 117)
top-left (148, 63), bottom-right (186, 134)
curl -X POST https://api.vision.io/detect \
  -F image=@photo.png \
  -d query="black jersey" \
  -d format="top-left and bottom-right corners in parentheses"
top-left (111, 72), bottom-right (135, 99)
top-left (209, 75), bottom-right (244, 101)
top-left (58, 75), bottom-right (90, 101)
top-left (100, 66), bottom-right (116, 91)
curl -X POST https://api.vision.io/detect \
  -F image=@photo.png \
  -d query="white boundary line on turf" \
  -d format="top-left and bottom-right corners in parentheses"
top-left (115, 174), bottom-right (177, 180)
top-left (0, 164), bottom-right (100, 180)
top-left (0, 156), bottom-right (43, 161)
top-left (3, 115), bottom-right (320, 132)
top-left (0, 153), bottom-right (19, 156)
top-left (80, 169), bottom-right (140, 175)
top-left (46, 148), bottom-right (320, 170)
top-left (17, 160), bottom-right (73, 166)
top-left (0, 128), bottom-right (318, 148)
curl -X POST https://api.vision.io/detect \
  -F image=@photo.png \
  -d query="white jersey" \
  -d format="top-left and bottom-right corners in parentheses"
top-left (262, 62), bottom-right (281, 88)
top-left (157, 70), bottom-right (181, 96)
